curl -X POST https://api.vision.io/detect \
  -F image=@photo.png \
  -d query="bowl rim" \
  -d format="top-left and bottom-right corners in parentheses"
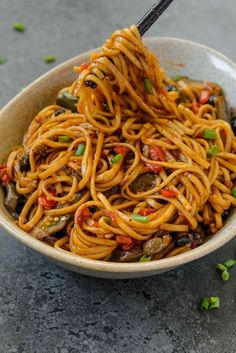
top-left (1, 36), bottom-right (236, 274)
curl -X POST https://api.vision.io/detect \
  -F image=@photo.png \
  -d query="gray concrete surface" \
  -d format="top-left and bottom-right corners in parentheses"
top-left (0, 0), bottom-right (236, 352)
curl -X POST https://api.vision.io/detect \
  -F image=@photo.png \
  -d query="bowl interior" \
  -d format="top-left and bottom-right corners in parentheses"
top-left (0, 37), bottom-right (236, 278)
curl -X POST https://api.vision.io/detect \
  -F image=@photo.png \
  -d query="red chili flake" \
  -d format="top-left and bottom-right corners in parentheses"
top-left (199, 90), bottom-right (210, 104)
top-left (160, 189), bottom-right (178, 198)
top-left (192, 101), bottom-right (200, 113)
top-left (76, 207), bottom-right (92, 225)
top-left (92, 221), bottom-right (99, 228)
top-left (0, 165), bottom-right (11, 185)
top-left (38, 190), bottom-right (57, 210)
top-left (116, 234), bottom-right (134, 250)
top-left (114, 146), bottom-right (129, 155)
top-left (150, 145), bottom-right (165, 161)
top-left (139, 207), bottom-right (156, 216)
top-left (146, 163), bottom-right (162, 173)
top-left (191, 242), bottom-right (197, 249)
top-left (80, 62), bottom-right (89, 71)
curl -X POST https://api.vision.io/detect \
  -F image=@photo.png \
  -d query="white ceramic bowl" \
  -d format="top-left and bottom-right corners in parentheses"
top-left (1, 38), bottom-right (236, 278)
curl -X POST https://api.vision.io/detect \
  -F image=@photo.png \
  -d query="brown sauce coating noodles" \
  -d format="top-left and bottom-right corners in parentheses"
top-left (3, 25), bottom-right (236, 262)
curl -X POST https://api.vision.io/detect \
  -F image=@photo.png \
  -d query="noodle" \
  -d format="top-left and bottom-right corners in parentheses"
top-left (2, 25), bottom-right (236, 262)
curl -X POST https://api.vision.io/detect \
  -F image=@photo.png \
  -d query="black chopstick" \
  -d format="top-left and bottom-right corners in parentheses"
top-left (136, 0), bottom-right (174, 36)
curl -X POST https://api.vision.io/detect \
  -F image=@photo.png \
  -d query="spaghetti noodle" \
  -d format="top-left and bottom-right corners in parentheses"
top-left (2, 25), bottom-right (236, 262)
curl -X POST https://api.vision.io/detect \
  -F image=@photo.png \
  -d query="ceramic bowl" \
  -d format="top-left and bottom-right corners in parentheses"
top-left (0, 37), bottom-right (236, 279)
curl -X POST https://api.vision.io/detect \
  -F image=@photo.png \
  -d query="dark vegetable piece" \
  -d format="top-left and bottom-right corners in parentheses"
top-left (112, 247), bottom-right (144, 262)
top-left (143, 235), bottom-right (171, 256)
top-left (19, 155), bottom-right (30, 172)
top-left (166, 84), bottom-right (178, 92)
top-left (88, 205), bottom-right (97, 213)
top-left (175, 237), bottom-right (192, 247)
top-left (4, 183), bottom-right (19, 213)
top-left (102, 100), bottom-right (110, 112)
top-left (14, 195), bottom-right (27, 218)
top-left (130, 173), bottom-right (156, 193)
top-left (30, 214), bottom-right (71, 240)
top-left (231, 117), bottom-right (236, 135)
top-left (222, 208), bottom-right (231, 221)
top-left (215, 95), bottom-right (229, 122)
top-left (55, 108), bottom-right (66, 116)
top-left (85, 80), bottom-right (97, 89)
top-left (56, 92), bottom-right (78, 112)
top-left (208, 95), bottom-right (217, 106)
top-left (103, 185), bottom-right (121, 198)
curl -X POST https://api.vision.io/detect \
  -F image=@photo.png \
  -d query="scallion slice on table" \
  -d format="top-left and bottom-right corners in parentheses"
top-left (44, 55), bottom-right (57, 63)
top-left (224, 259), bottom-right (236, 268)
top-left (0, 57), bottom-right (6, 65)
top-left (200, 297), bottom-right (220, 310)
top-left (221, 270), bottom-right (230, 282)
top-left (12, 22), bottom-right (25, 32)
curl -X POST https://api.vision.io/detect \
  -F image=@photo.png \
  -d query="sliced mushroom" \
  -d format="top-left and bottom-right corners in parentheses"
top-left (30, 214), bottom-right (71, 240)
top-left (4, 183), bottom-right (19, 214)
top-left (111, 246), bottom-right (144, 262)
top-left (143, 235), bottom-right (171, 256)
top-left (103, 185), bottom-right (121, 198)
top-left (215, 95), bottom-right (229, 122)
top-left (130, 173), bottom-right (156, 193)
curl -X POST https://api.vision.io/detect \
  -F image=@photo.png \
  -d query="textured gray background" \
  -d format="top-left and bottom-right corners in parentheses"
top-left (0, 0), bottom-right (236, 352)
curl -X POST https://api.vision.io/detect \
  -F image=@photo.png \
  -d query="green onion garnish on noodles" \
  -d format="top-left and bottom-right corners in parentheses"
top-left (75, 144), bottom-right (85, 156)
top-left (203, 129), bottom-right (216, 140)
top-left (131, 214), bottom-right (149, 223)
top-left (143, 78), bottom-right (153, 94)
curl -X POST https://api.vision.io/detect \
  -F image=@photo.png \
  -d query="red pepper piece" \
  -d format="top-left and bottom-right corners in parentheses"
top-left (146, 163), bottom-right (162, 173)
top-left (149, 145), bottom-right (165, 161)
top-left (139, 207), bottom-right (156, 216)
top-left (160, 189), bottom-right (178, 198)
top-left (38, 190), bottom-right (57, 209)
top-left (114, 146), bottom-right (129, 154)
top-left (199, 90), bottom-right (210, 104)
top-left (80, 63), bottom-right (89, 71)
top-left (116, 234), bottom-right (134, 250)
top-left (192, 101), bottom-right (200, 113)
top-left (76, 207), bottom-right (92, 225)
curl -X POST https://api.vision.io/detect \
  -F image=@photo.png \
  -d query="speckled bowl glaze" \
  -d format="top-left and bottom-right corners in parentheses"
top-left (0, 38), bottom-right (236, 279)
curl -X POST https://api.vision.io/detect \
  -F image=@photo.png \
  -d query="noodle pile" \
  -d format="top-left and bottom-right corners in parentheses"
top-left (3, 25), bottom-right (236, 261)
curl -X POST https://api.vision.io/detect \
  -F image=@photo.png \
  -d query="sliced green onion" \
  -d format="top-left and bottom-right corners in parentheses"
top-left (12, 22), bottom-right (25, 32)
top-left (104, 217), bottom-right (112, 225)
top-left (224, 259), bottom-right (236, 268)
top-left (58, 136), bottom-right (71, 143)
top-left (221, 270), bottom-right (230, 282)
top-left (216, 263), bottom-right (228, 272)
top-left (140, 255), bottom-right (151, 262)
top-left (111, 154), bottom-right (122, 164)
top-left (0, 57), bottom-right (6, 65)
top-left (44, 55), bottom-right (57, 63)
top-left (131, 214), bottom-right (149, 223)
top-left (75, 144), bottom-right (85, 156)
top-left (207, 144), bottom-right (219, 157)
top-left (203, 129), bottom-right (217, 140)
top-left (199, 297), bottom-right (210, 310)
top-left (209, 297), bottom-right (220, 309)
top-left (143, 78), bottom-right (153, 95)
top-left (231, 187), bottom-right (236, 198)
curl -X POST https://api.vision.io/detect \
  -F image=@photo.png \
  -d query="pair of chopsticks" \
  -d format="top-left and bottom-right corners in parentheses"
top-left (136, 0), bottom-right (174, 36)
